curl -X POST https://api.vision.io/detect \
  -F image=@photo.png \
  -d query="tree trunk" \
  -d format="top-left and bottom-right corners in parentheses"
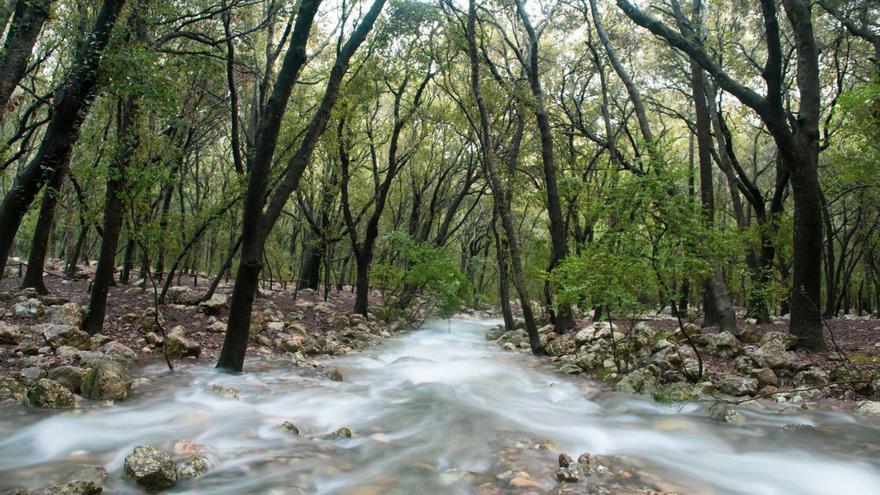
top-left (20, 160), bottom-right (66, 293)
top-left (0, 0), bottom-right (52, 122)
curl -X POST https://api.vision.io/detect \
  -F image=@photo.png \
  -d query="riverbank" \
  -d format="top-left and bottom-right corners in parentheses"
top-left (484, 312), bottom-right (880, 418)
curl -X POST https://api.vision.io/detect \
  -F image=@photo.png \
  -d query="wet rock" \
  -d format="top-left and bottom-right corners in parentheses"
top-left (855, 400), bottom-right (880, 415)
top-left (166, 286), bottom-right (202, 306)
top-left (577, 453), bottom-right (606, 476)
top-left (27, 379), bottom-right (76, 409)
top-left (36, 480), bottom-right (102, 494)
top-left (793, 368), bottom-right (828, 388)
top-left (14, 298), bottom-right (44, 318)
top-left (485, 325), bottom-right (506, 341)
top-left (700, 331), bottom-right (742, 358)
top-left (281, 335), bottom-right (319, 355)
top-left (124, 445), bottom-right (177, 490)
top-left (558, 452), bottom-right (575, 468)
top-left (715, 373), bottom-right (758, 396)
top-left (165, 326), bottom-right (201, 358)
top-left (558, 363), bottom-right (582, 374)
top-left (46, 303), bottom-right (84, 327)
top-left (48, 366), bottom-right (87, 393)
top-left (205, 384), bottom-right (239, 400)
top-left (280, 421), bottom-right (300, 434)
top-left (615, 369), bottom-right (659, 396)
top-left (0, 375), bottom-right (26, 404)
top-left (176, 453), bottom-right (211, 480)
top-left (40, 324), bottom-right (91, 350)
top-left (711, 406), bottom-right (745, 423)
top-left (329, 368), bottom-right (343, 382)
top-left (328, 427), bottom-right (352, 439)
top-left (81, 360), bottom-right (132, 401)
top-left (197, 294), bottom-right (227, 314)
top-left (652, 382), bottom-right (697, 403)
top-left (0, 321), bottom-right (21, 345)
top-left (555, 467), bottom-right (579, 482)
top-left (100, 342), bottom-right (137, 362)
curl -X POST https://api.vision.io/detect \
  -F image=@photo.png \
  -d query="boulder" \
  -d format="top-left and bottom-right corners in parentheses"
top-left (0, 321), bottom-right (21, 345)
top-left (176, 453), bottom-right (211, 480)
top-left (736, 328), bottom-right (762, 344)
top-left (166, 286), bottom-right (202, 306)
top-left (794, 368), bottom-right (829, 388)
top-left (751, 367), bottom-right (779, 388)
top-left (165, 326), bottom-right (201, 358)
top-left (700, 331), bottom-right (742, 358)
top-left (0, 375), bottom-right (27, 404)
top-left (760, 331), bottom-right (797, 351)
top-left (13, 298), bottom-right (44, 318)
top-left (715, 373), bottom-right (758, 396)
top-left (36, 480), bottom-right (102, 494)
top-left (333, 315), bottom-right (351, 330)
top-left (81, 360), bottom-right (132, 401)
top-left (615, 369), bottom-right (659, 396)
top-left (21, 366), bottom-right (45, 382)
top-left (197, 294), bottom-right (227, 314)
top-left (124, 446), bottom-right (177, 490)
top-left (855, 400), bottom-right (880, 416)
top-left (27, 379), bottom-right (76, 409)
top-left (100, 342), bottom-right (137, 362)
top-left (40, 324), bottom-right (91, 350)
top-left (46, 303), bottom-right (84, 327)
top-left (545, 335), bottom-right (575, 357)
top-left (485, 325), bottom-right (506, 341)
top-left (48, 366), bottom-right (87, 393)
top-left (748, 340), bottom-right (795, 371)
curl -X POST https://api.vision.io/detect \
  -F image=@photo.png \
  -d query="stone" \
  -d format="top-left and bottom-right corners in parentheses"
top-left (329, 427), bottom-right (352, 439)
top-left (36, 480), bottom-right (102, 494)
top-left (760, 331), bottom-right (797, 351)
top-left (555, 467), bottom-right (579, 482)
top-left (0, 321), bottom-right (21, 345)
top-left (205, 384), bottom-right (239, 400)
top-left (0, 375), bottom-right (26, 404)
top-left (615, 369), bottom-right (659, 396)
top-left (27, 379), bottom-right (76, 409)
top-left (165, 326), bottom-right (201, 358)
top-left (855, 401), bottom-right (880, 415)
top-left (166, 286), bottom-right (202, 306)
top-left (21, 366), bottom-right (45, 381)
top-left (280, 421), bottom-right (300, 434)
top-left (545, 335), bottom-right (575, 357)
top-left (266, 321), bottom-right (286, 332)
top-left (81, 360), bottom-right (132, 401)
top-left (700, 331), bottom-right (742, 358)
top-left (176, 453), bottom-right (211, 480)
top-left (577, 453), bottom-right (606, 476)
top-left (39, 324), bottom-right (91, 350)
top-left (485, 325), bottom-right (505, 341)
top-left (715, 373), bottom-right (758, 396)
top-left (100, 342), bottom-right (137, 362)
top-left (751, 367), bottom-right (779, 388)
top-left (329, 368), bottom-right (343, 382)
top-left (748, 341), bottom-right (795, 370)
top-left (13, 298), bottom-right (44, 318)
top-left (123, 445), bottom-right (177, 490)
top-left (737, 328), bottom-right (762, 344)
top-left (334, 315), bottom-right (351, 330)
top-left (558, 363), bottom-right (582, 374)
top-left (197, 294), bottom-right (227, 314)
top-left (46, 303), bottom-right (84, 327)
top-left (558, 452), bottom-right (574, 468)
top-left (794, 368), bottom-right (829, 388)
top-left (48, 366), bottom-right (87, 393)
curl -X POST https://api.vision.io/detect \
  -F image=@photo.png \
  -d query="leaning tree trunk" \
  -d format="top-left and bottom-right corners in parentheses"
top-left (0, 0), bottom-right (52, 122)
top-left (20, 159), bottom-right (67, 293)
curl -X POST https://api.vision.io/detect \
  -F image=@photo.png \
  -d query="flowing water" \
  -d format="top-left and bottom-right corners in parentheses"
top-left (1, 318), bottom-right (880, 494)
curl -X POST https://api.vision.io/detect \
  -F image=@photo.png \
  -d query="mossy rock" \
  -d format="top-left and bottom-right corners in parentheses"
top-left (652, 382), bottom-right (697, 403)
top-left (27, 379), bottom-right (76, 409)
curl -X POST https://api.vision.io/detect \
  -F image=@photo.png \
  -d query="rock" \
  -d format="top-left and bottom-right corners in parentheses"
top-left (14, 298), bottom-right (44, 318)
top-left (176, 453), bottom-right (211, 480)
top-left (205, 384), bottom-right (239, 400)
top-left (794, 368), bottom-right (829, 388)
top-left (197, 294), bottom-right (227, 314)
top-left (577, 453), bottom-right (606, 476)
top-left (751, 367), bottom-right (779, 387)
top-left (166, 286), bottom-right (202, 306)
top-left (615, 369), bottom-right (659, 396)
top-left (81, 360), bottom-right (132, 401)
top-left (280, 421), bottom-right (300, 435)
top-left (266, 321), bottom-right (286, 332)
top-left (40, 324), bottom-right (91, 350)
top-left (0, 321), bottom-right (21, 345)
top-left (558, 453), bottom-right (575, 469)
top-left (545, 334), bottom-right (575, 357)
top-left (329, 368), bottom-right (343, 382)
top-left (333, 315), bottom-right (351, 330)
top-left (165, 326), bottom-right (201, 358)
top-left (737, 328), bottom-right (762, 344)
top-left (760, 331), bottom-right (797, 351)
top-left (21, 366), bottom-right (45, 382)
top-left (0, 375), bottom-right (26, 404)
top-left (652, 382), bottom-right (697, 403)
top-left (205, 321), bottom-right (226, 333)
top-left (16, 341), bottom-right (39, 355)
top-left (558, 363), bottom-right (582, 374)
top-left (329, 427), bottom-right (352, 439)
top-left (48, 366), bottom-right (87, 393)
top-left (100, 342), bottom-right (137, 362)
top-left (485, 325), bottom-right (506, 341)
top-left (855, 400), bottom-right (880, 415)
top-left (733, 355), bottom-right (755, 374)
top-left (123, 445), bottom-right (177, 490)
top-left (36, 480), bottom-right (102, 494)
top-left (119, 313), bottom-right (141, 324)
top-left (555, 467), bottom-right (579, 483)
top-left (748, 340), bottom-right (795, 370)
top-left (700, 331), bottom-right (742, 358)
top-left (46, 303), bottom-right (84, 327)
top-left (281, 335), bottom-right (319, 355)
top-left (715, 373), bottom-right (759, 396)
top-left (27, 379), bottom-right (76, 409)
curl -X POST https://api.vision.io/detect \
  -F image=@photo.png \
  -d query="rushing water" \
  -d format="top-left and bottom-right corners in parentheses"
top-left (1, 318), bottom-right (880, 494)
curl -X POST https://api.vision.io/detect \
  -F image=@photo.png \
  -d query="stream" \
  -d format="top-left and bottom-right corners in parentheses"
top-left (1, 317), bottom-right (880, 494)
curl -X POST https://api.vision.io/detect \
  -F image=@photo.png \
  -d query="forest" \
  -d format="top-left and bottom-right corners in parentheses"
top-left (0, 0), bottom-right (879, 493)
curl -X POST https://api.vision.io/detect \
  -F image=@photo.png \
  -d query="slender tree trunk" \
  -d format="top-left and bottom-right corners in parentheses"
top-left (0, 0), bottom-right (52, 122)
top-left (20, 157), bottom-right (67, 293)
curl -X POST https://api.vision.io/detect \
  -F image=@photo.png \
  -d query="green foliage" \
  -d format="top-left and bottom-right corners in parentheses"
top-left (371, 231), bottom-right (468, 319)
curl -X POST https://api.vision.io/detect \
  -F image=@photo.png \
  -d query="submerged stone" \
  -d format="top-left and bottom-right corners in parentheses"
top-left (124, 445), bottom-right (177, 490)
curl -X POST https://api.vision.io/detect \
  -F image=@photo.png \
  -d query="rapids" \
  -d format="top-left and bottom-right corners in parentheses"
top-left (1, 317), bottom-right (879, 494)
